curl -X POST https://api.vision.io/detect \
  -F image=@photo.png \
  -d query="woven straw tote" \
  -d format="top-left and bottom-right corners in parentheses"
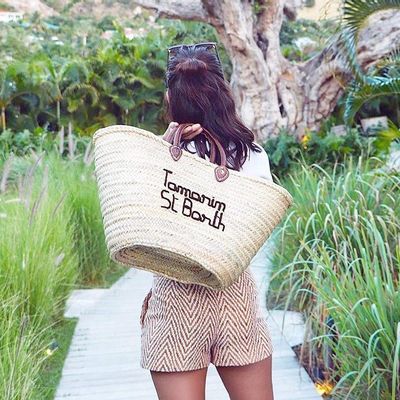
top-left (92, 123), bottom-right (293, 290)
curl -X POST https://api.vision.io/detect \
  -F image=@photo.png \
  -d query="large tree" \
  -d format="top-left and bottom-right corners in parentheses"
top-left (132, 0), bottom-right (400, 141)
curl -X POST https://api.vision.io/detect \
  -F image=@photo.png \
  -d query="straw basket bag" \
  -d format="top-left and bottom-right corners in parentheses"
top-left (92, 123), bottom-right (293, 290)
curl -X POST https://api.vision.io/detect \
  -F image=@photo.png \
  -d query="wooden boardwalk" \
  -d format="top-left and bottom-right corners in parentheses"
top-left (55, 242), bottom-right (322, 400)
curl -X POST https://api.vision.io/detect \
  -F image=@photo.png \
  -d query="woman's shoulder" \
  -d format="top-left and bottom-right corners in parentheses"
top-left (186, 139), bottom-right (273, 181)
top-left (240, 142), bottom-right (273, 182)
top-left (248, 142), bottom-right (268, 159)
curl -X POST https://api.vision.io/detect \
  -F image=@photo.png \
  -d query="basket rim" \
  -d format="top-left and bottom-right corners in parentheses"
top-left (92, 124), bottom-right (294, 207)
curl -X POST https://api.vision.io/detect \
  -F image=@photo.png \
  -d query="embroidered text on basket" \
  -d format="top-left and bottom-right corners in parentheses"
top-left (160, 168), bottom-right (226, 231)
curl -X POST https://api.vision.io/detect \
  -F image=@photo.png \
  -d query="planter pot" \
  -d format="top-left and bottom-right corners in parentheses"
top-left (331, 124), bottom-right (347, 136)
top-left (360, 116), bottom-right (388, 136)
top-left (387, 143), bottom-right (400, 172)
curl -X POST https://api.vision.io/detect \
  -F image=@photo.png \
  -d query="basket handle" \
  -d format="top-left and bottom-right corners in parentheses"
top-left (169, 123), bottom-right (230, 182)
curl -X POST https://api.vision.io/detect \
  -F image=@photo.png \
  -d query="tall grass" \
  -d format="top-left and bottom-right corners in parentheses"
top-left (0, 158), bottom-right (79, 399)
top-left (2, 135), bottom-right (115, 286)
top-left (0, 140), bottom-right (117, 398)
top-left (44, 151), bottom-right (113, 285)
top-left (268, 156), bottom-right (400, 399)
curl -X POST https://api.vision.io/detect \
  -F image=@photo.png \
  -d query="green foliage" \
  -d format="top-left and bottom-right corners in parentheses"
top-left (0, 159), bottom-right (79, 399)
top-left (252, 0), bottom-right (267, 16)
top-left (0, 299), bottom-right (46, 400)
top-left (0, 145), bottom-right (123, 397)
top-left (44, 152), bottom-right (113, 284)
top-left (279, 18), bottom-right (337, 62)
top-left (0, 128), bottom-right (55, 157)
top-left (373, 119), bottom-right (400, 152)
top-left (268, 157), bottom-right (400, 398)
top-left (338, 0), bottom-right (400, 125)
top-left (0, 15), bottom-right (230, 136)
top-left (280, 19), bottom-right (335, 46)
top-left (263, 124), bottom-right (377, 178)
top-left (344, 70), bottom-right (400, 125)
top-left (0, 126), bottom-right (92, 160)
top-left (33, 318), bottom-right (78, 400)
top-left (264, 129), bottom-right (301, 173)
top-left (0, 2), bottom-right (14, 11)
top-left (337, 0), bottom-right (400, 81)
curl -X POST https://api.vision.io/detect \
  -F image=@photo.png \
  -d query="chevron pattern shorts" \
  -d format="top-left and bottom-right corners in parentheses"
top-left (140, 268), bottom-right (273, 372)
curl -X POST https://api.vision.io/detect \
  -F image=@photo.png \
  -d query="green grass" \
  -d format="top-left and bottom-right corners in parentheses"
top-left (0, 169), bottom-right (79, 399)
top-left (268, 156), bottom-right (400, 399)
top-left (33, 317), bottom-right (78, 400)
top-left (40, 151), bottom-right (128, 287)
top-left (97, 263), bottom-right (129, 288)
top-left (0, 148), bottom-right (127, 399)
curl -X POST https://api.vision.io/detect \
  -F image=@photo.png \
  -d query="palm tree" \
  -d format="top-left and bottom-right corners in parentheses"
top-left (35, 55), bottom-right (99, 129)
top-left (90, 26), bottom-right (162, 130)
top-left (340, 0), bottom-right (400, 124)
top-left (0, 62), bottom-right (36, 131)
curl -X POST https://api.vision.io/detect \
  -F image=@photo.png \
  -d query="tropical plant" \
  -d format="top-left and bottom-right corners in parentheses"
top-left (0, 15), bottom-right (227, 136)
top-left (0, 61), bottom-right (40, 131)
top-left (344, 53), bottom-right (400, 124)
top-left (34, 55), bottom-right (99, 128)
top-left (373, 118), bottom-right (400, 152)
top-left (268, 157), bottom-right (400, 398)
top-left (263, 125), bottom-right (376, 177)
top-left (339, 1), bottom-right (400, 125)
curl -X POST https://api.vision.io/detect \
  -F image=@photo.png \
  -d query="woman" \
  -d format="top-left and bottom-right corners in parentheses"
top-left (140, 42), bottom-right (275, 400)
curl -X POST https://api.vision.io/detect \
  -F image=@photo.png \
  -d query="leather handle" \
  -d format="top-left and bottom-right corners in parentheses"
top-left (168, 123), bottom-right (229, 182)
top-left (173, 124), bottom-right (218, 164)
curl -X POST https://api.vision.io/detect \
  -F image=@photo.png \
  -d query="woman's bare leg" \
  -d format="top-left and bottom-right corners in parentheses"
top-left (216, 355), bottom-right (274, 400)
top-left (150, 367), bottom-right (208, 400)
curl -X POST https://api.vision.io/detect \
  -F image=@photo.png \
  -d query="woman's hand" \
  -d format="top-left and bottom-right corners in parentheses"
top-left (162, 122), bottom-right (203, 142)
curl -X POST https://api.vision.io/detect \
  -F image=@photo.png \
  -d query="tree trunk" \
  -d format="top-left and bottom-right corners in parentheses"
top-left (57, 100), bottom-right (61, 126)
top-left (134, 0), bottom-right (400, 141)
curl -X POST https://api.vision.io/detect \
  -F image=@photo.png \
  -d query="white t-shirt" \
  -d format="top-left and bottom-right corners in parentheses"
top-left (185, 140), bottom-right (273, 182)
top-left (237, 142), bottom-right (273, 182)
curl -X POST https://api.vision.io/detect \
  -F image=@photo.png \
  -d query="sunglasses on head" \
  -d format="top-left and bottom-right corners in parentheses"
top-left (164, 41), bottom-right (225, 88)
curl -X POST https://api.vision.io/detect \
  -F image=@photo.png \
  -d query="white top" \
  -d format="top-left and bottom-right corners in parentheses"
top-left (237, 142), bottom-right (273, 182)
top-left (185, 140), bottom-right (274, 182)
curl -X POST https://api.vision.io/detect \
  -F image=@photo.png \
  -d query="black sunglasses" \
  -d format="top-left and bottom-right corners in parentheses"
top-left (164, 42), bottom-right (225, 88)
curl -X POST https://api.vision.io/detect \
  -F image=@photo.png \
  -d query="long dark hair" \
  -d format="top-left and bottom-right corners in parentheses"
top-left (163, 46), bottom-right (262, 171)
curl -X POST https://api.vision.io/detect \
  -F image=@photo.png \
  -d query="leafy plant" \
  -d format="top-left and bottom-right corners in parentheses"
top-left (0, 14), bottom-right (230, 136)
top-left (0, 143), bottom-right (122, 397)
top-left (337, 0), bottom-right (400, 125)
top-left (373, 118), bottom-right (400, 152)
top-left (262, 125), bottom-right (376, 178)
top-left (268, 157), bottom-right (400, 399)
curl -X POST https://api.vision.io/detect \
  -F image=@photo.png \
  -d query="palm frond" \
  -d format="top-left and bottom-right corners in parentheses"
top-left (60, 60), bottom-right (90, 83)
top-left (372, 47), bottom-right (400, 79)
top-left (125, 75), bottom-right (155, 89)
top-left (63, 83), bottom-right (99, 107)
top-left (343, 0), bottom-right (400, 31)
top-left (337, 0), bottom-right (400, 81)
top-left (344, 76), bottom-right (400, 123)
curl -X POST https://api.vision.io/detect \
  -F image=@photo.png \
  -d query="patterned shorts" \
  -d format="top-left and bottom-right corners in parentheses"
top-left (140, 268), bottom-right (273, 372)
